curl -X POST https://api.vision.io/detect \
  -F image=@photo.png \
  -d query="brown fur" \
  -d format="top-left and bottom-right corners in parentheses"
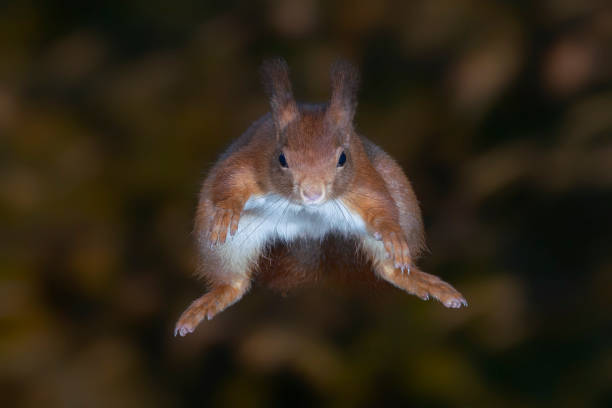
top-left (175, 58), bottom-right (466, 337)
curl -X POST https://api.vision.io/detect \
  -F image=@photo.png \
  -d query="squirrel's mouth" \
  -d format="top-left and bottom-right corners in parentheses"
top-left (301, 198), bottom-right (326, 207)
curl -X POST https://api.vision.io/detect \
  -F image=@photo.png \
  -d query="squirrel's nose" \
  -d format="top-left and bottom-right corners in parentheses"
top-left (300, 185), bottom-right (325, 204)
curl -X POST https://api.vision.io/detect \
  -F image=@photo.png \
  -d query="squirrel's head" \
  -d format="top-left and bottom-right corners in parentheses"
top-left (260, 58), bottom-right (360, 205)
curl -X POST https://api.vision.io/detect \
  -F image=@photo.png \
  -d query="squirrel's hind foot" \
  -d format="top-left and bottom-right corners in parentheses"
top-left (379, 264), bottom-right (467, 309)
top-left (174, 281), bottom-right (249, 337)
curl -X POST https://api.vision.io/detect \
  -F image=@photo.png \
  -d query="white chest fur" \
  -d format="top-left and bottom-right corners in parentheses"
top-left (236, 194), bottom-right (367, 243)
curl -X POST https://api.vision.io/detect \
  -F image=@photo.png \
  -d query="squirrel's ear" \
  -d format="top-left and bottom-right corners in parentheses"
top-left (260, 58), bottom-right (299, 131)
top-left (327, 59), bottom-right (360, 129)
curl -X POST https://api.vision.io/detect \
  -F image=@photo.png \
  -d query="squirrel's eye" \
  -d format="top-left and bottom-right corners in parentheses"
top-left (337, 151), bottom-right (347, 167)
top-left (279, 153), bottom-right (288, 168)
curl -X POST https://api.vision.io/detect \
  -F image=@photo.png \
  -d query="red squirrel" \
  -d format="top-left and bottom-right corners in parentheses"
top-left (175, 58), bottom-right (467, 336)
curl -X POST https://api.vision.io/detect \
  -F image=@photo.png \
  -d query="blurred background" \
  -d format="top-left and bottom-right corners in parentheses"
top-left (2, 0), bottom-right (612, 407)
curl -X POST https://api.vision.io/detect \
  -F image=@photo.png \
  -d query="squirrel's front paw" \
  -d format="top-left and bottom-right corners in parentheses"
top-left (208, 205), bottom-right (242, 245)
top-left (374, 230), bottom-right (412, 273)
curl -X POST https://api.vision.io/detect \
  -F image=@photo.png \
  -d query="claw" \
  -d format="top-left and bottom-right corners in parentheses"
top-left (174, 324), bottom-right (193, 337)
top-left (442, 295), bottom-right (468, 309)
top-left (401, 265), bottom-right (410, 274)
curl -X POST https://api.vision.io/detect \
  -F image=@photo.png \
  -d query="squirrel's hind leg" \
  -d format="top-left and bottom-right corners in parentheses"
top-left (175, 278), bottom-right (250, 337)
top-left (361, 237), bottom-right (467, 308)
top-left (175, 213), bottom-right (267, 336)
top-left (378, 263), bottom-right (467, 308)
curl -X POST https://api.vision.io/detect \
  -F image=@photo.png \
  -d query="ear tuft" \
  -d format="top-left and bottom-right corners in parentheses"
top-left (260, 58), bottom-right (299, 131)
top-left (328, 59), bottom-right (360, 128)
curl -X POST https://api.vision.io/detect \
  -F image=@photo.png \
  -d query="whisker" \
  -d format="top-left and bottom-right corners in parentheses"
top-left (237, 195), bottom-right (282, 236)
top-left (337, 196), bottom-right (362, 214)
top-left (275, 199), bottom-right (292, 240)
top-left (340, 196), bottom-right (384, 222)
top-left (332, 200), bottom-right (350, 233)
top-left (344, 190), bottom-right (389, 204)
top-left (338, 199), bottom-right (360, 234)
top-left (235, 195), bottom-right (286, 247)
